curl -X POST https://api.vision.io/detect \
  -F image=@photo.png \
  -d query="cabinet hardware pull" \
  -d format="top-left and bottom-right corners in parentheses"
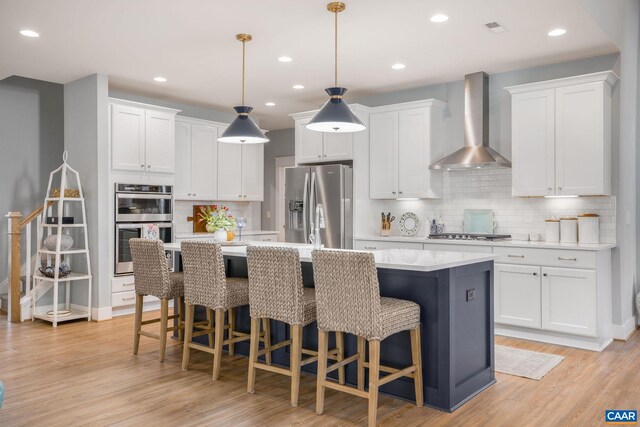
top-left (147, 165), bottom-right (151, 168)
top-left (364, 246), bottom-right (376, 250)
top-left (507, 254), bottom-right (525, 258)
top-left (140, 164), bottom-right (145, 168)
top-left (557, 186), bottom-right (562, 190)
top-left (123, 297), bottom-right (135, 301)
top-left (543, 273), bottom-right (548, 277)
top-left (533, 272), bottom-right (538, 276)
top-left (399, 191), bottom-right (404, 194)
top-left (318, 155), bottom-right (322, 158)
top-left (123, 283), bottom-right (135, 286)
top-left (558, 257), bottom-right (577, 261)
top-left (392, 191), bottom-right (396, 194)
top-left (547, 187), bottom-right (552, 191)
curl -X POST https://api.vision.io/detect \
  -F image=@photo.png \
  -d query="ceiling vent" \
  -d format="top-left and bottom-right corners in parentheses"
top-left (484, 22), bottom-right (507, 33)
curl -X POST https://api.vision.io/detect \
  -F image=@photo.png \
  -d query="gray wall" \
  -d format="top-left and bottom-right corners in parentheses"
top-left (579, 0), bottom-right (639, 330)
top-left (108, 90), bottom-right (236, 124)
top-left (64, 74), bottom-right (110, 310)
top-left (261, 128), bottom-right (295, 231)
top-left (0, 76), bottom-right (64, 285)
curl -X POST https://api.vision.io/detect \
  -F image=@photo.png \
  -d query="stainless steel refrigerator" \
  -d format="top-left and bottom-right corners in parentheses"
top-left (285, 164), bottom-right (353, 249)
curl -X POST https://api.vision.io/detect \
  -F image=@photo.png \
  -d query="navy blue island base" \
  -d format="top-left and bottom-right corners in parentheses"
top-left (177, 254), bottom-right (495, 413)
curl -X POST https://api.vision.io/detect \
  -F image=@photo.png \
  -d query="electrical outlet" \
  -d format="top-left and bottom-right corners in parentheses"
top-left (466, 289), bottom-right (476, 302)
top-left (266, 211), bottom-right (271, 219)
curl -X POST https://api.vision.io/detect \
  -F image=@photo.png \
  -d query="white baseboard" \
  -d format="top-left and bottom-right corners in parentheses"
top-left (92, 306), bottom-right (113, 321)
top-left (612, 315), bottom-right (637, 341)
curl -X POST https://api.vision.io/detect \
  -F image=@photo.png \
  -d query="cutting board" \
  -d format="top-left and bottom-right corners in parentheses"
top-left (187, 205), bottom-right (208, 233)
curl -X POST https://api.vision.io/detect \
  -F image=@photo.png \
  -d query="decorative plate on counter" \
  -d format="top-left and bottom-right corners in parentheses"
top-left (399, 212), bottom-right (419, 236)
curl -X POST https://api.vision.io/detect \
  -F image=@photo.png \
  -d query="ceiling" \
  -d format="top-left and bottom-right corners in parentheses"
top-left (0, 0), bottom-right (617, 130)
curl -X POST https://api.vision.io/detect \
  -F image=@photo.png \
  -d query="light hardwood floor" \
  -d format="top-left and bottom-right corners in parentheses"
top-left (1, 312), bottom-right (638, 426)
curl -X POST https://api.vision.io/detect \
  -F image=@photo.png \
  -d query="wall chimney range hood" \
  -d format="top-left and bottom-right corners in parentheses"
top-left (430, 72), bottom-right (511, 170)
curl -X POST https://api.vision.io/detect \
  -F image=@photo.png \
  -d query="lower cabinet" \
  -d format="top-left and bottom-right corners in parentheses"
top-left (541, 266), bottom-right (597, 337)
top-left (495, 264), bottom-right (542, 329)
top-left (495, 263), bottom-right (598, 338)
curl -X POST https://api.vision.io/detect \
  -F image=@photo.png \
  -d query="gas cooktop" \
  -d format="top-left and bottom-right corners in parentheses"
top-left (428, 233), bottom-right (511, 241)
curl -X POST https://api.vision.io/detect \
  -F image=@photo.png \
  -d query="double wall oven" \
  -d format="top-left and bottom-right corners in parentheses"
top-left (114, 183), bottom-right (174, 276)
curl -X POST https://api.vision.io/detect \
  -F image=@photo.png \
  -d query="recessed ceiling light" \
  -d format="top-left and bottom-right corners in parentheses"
top-left (278, 56), bottom-right (292, 63)
top-left (153, 77), bottom-right (167, 82)
top-left (392, 63), bottom-right (406, 70)
top-left (20, 29), bottom-right (39, 38)
top-left (265, 102), bottom-right (276, 106)
top-left (430, 14), bottom-right (449, 23)
top-left (548, 28), bottom-right (567, 37)
top-left (292, 84), bottom-right (304, 90)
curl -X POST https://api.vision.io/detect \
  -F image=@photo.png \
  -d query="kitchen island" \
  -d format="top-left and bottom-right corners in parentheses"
top-left (165, 241), bottom-right (497, 412)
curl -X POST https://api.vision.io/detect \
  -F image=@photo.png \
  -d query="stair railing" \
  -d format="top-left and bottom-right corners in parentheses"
top-left (6, 203), bottom-right (49, 323)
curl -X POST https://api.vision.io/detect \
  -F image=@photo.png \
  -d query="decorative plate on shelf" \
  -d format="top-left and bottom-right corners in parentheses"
top-left (399, 212), bottom-right (420, 236)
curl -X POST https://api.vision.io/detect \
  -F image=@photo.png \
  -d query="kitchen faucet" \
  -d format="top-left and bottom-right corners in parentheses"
top-left (309, 203), bottom-right (325, 249)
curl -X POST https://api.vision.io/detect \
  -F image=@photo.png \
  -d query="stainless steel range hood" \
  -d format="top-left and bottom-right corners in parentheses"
top-left (430, 72), bottom-right (511, 170)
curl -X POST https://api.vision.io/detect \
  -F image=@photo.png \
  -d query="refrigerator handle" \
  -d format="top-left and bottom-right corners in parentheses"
top-left (303, 172), bottom-right (309, 243)
top-left (309, 171), bottom-right (316, 243)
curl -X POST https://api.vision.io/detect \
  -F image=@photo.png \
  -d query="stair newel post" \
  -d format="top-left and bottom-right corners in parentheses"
top-left (8, 212), bottom-right (22, 323)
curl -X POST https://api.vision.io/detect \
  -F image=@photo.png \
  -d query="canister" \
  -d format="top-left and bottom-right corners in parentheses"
top-left (560, 217), bottom-right (578, 243)
top-left (545, 219), bottom-right (560, 243)
top-left (578, 214), bottom-right (600, 244)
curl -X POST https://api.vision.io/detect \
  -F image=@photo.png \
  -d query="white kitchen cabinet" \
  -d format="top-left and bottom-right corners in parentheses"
top-left (290, 106), bottom-right (367, 164)
top-left (369, 100), bottom-right (445, 199)
top-left (110, 99), bottom-right (180, 174)
top-left (175, 118), bottom-right (220, 200)
top-left (111, 103), bottom-right (146, 172)
top-left (369, 111), bottom-right (398, 199)
top-left (217, 142), bottom-right (264, 201)
top-left (507, 71), bottom-right (617, 197)
top-left (241, 143), bottom-right (264, 201)
top-left (510, 89), bottom-right (555, 197)
top-left (541, 266), bottom-right (597, 337)
top-left (495, 264), bottom-right (542, 329)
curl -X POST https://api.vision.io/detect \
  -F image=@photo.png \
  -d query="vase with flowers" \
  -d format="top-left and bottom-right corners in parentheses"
top-left (197, 205), bottom-right (238, 242)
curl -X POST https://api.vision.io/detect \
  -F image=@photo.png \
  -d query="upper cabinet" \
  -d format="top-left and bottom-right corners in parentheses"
top-left (175, 118), bottom-right (220, 200)
top-left (110, 99), bottom-right (180, 174)
top-left (217, 142), bottom-right (264, 201)
top-left (507, 71), bottom-right (618, 197)
top-left (290, 105), bottom-right (368, 164)
top-left (369, 100), bottom-right (446, 199)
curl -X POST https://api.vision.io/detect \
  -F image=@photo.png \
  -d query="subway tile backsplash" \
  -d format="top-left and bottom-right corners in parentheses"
top-left (174, 200), bottom-right (262, 235)
top-left (370, 169), bottom-right (616, 243)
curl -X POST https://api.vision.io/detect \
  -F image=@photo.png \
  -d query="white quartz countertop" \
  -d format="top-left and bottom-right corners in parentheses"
top-left (176, 230), bottom-right (278, 239)
top-left (164, 241), bottom-right (498, 272)
top-left (356, 235), bottom-right (616, 251)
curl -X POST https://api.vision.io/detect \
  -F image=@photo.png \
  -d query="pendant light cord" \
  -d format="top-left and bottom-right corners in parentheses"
top-left (242, 39), bottom-right (246, 105)
top-left (334, 9), bottom-right (338, 87)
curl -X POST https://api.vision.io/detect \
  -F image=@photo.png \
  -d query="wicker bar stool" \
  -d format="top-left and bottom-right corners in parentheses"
top-left (246, 246), bottom-right (345, 407)
top-left (130, 239), bottom-right (185, 363)
top-left (180, 241), bottom-right (270, 380)
top-left (312, 250), bottom-right (423, 427)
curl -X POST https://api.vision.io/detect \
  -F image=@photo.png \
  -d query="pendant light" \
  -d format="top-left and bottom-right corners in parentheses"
top-left (306, 2), bottom-right (365, 133)
top-left (218, 34), bottom-right (269, 144)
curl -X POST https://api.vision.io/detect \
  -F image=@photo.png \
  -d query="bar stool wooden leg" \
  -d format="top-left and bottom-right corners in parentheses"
top-left (290, 324), bottom-right (303, 406)
top-left (212, 308), bottom-right (225, 380)
top-left (410, 326), bottom-right (424, 406)
top-left (228, 308), bottom-right (235, 355)
top-left (336, 331), bottom-right (345, 385)
top-left (367, 340), bottom-right (381, 427)
top-left (159, 298), bottom-right (169, 363)
top-left (176, 296), bottom-right (184, 342)
top-left (357, 336), bottom-right (366, 390)
top-left (262, 318), bottom-right (272, 365)
top-left (315, 329), bottom-right (329, 415)
top-left (133, 294), bottom-right (143, 355)
top-left (182, 303), bottom-right (194, 370)
top-left (247, 317), bottom-right (261, 394)
top-left (206, 308), bottom-right (215, 349)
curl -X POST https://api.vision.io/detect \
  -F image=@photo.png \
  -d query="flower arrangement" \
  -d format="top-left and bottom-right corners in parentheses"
top-left (198, 205), bottom-right (237, 233)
